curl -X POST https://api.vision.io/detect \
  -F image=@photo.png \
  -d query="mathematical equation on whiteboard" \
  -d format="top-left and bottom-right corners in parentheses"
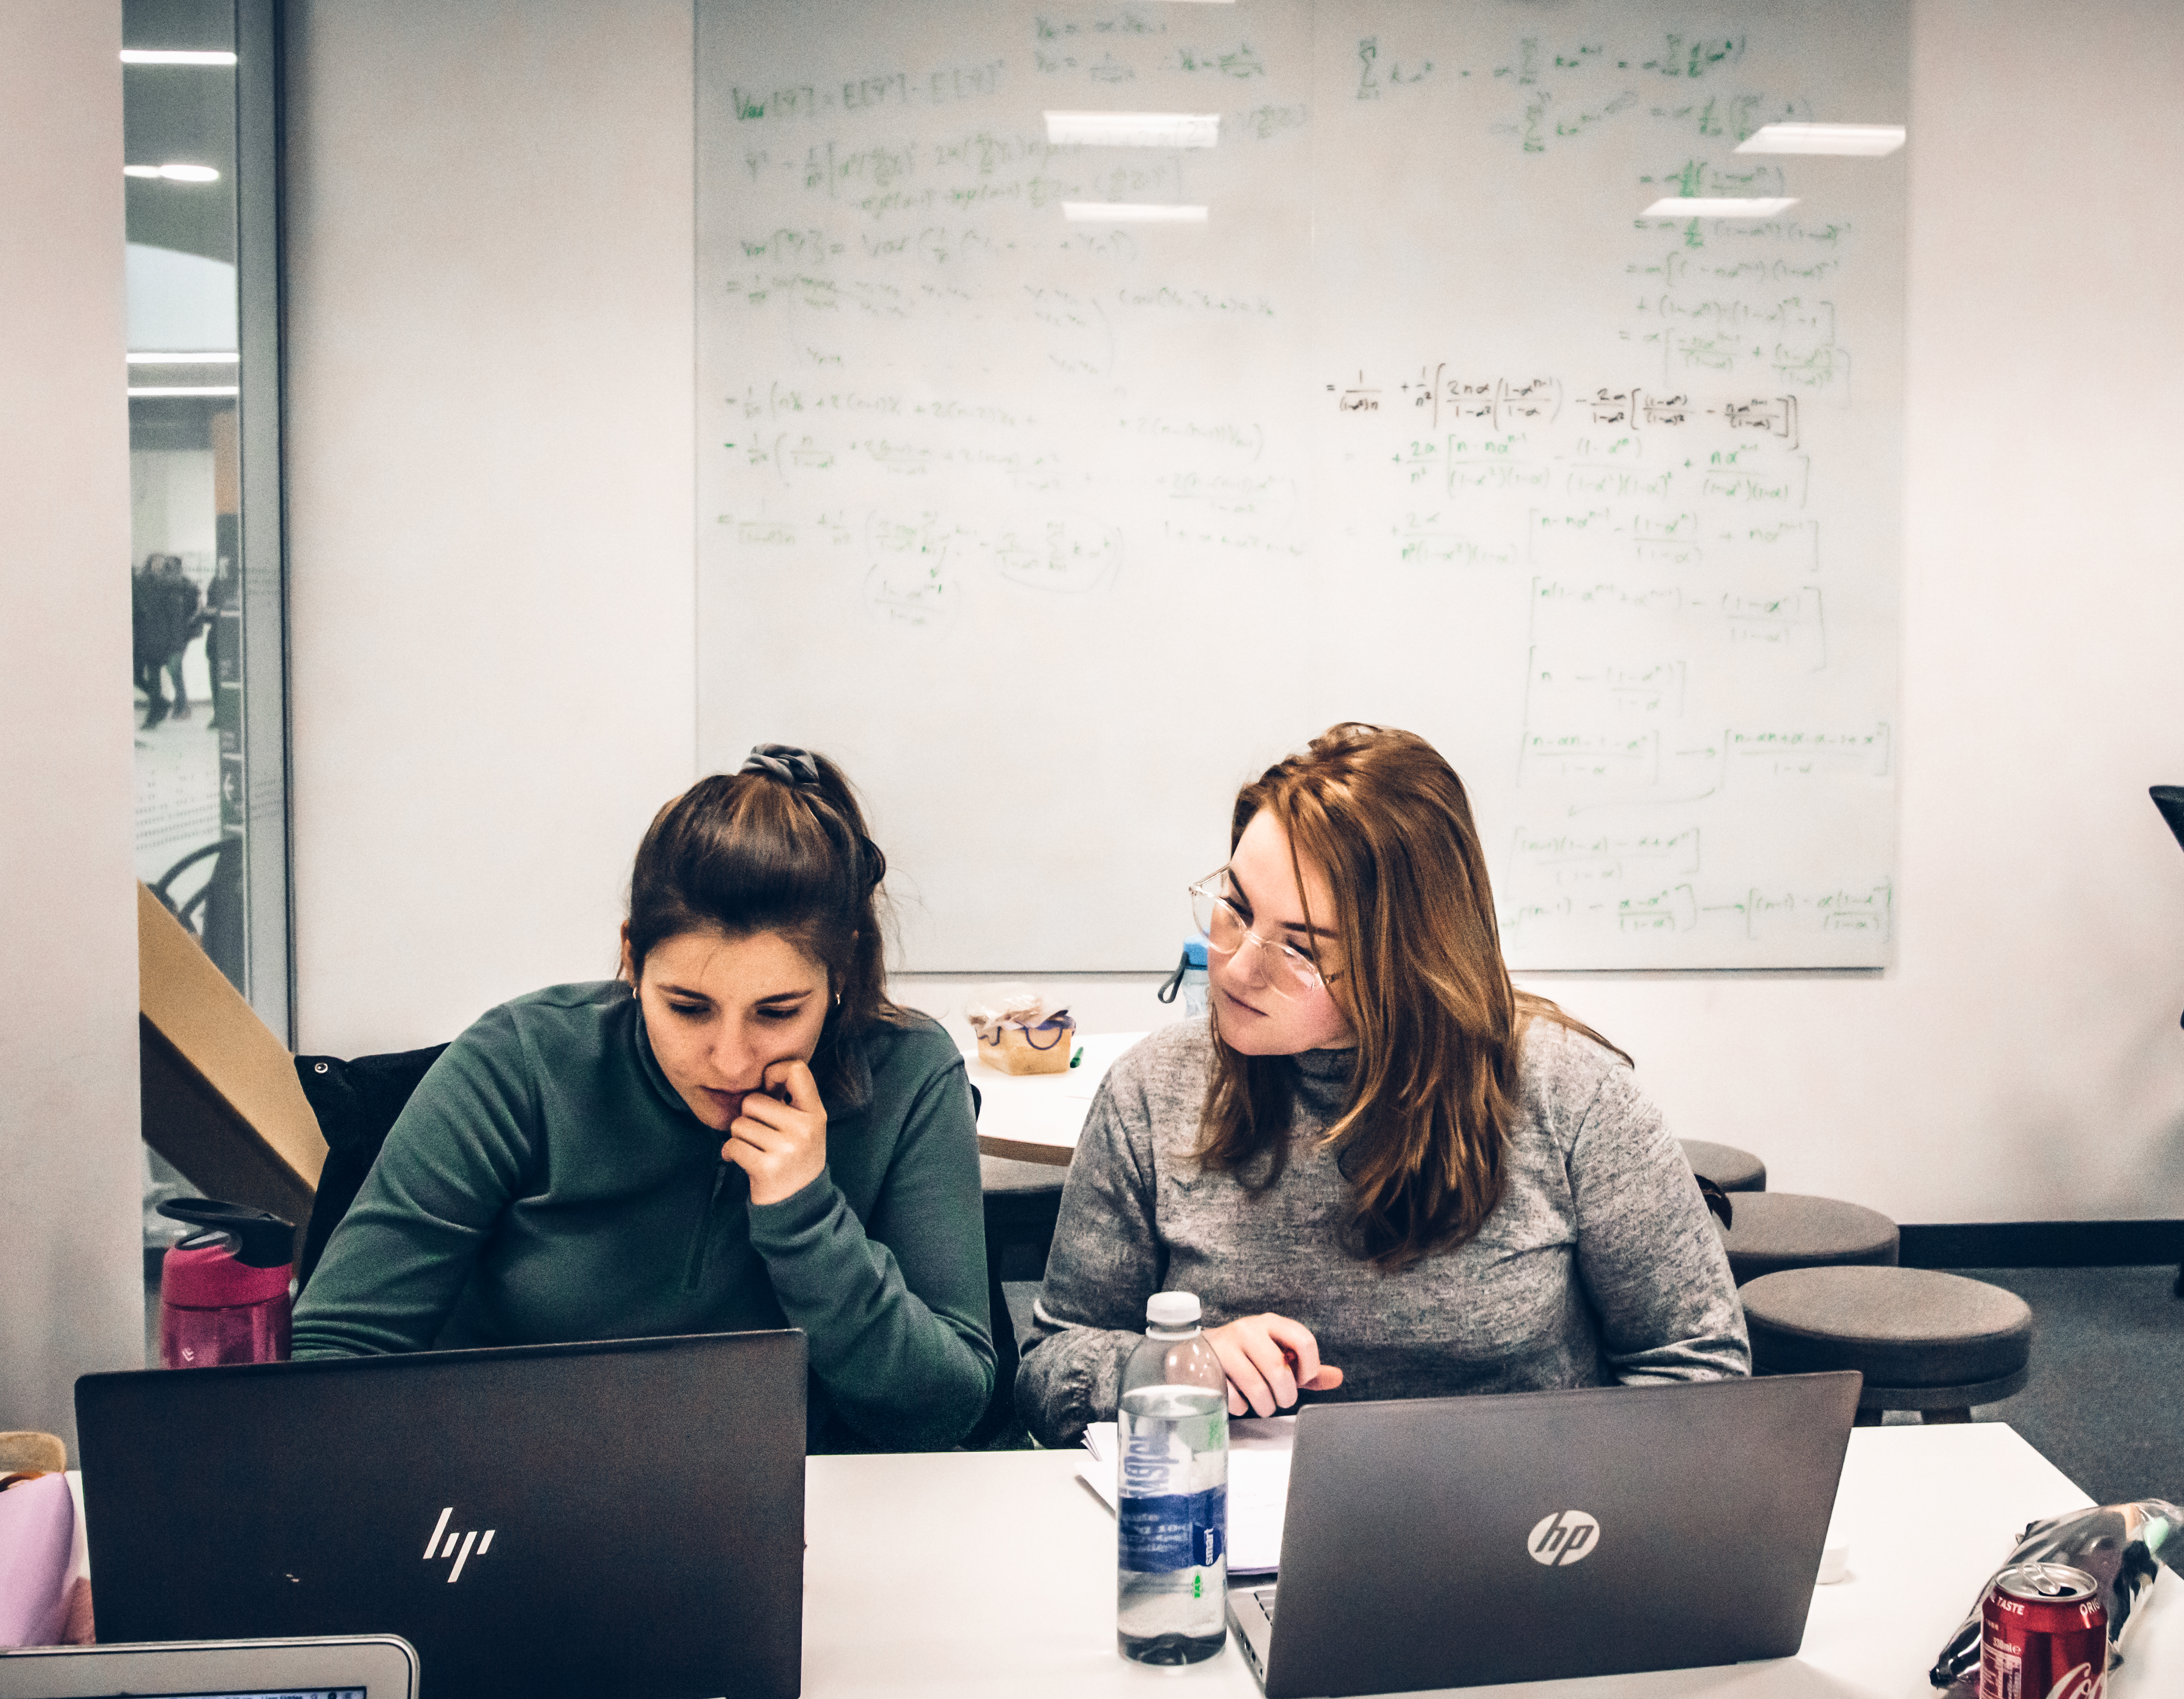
top-left (695, 0), bottom-right (1904, 968)
top-left (1330, 372), bottom-right (1798, 445)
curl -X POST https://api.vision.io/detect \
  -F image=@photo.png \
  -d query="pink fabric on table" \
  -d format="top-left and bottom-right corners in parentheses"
top-left (0, 1473), bottom-right (90, 1647)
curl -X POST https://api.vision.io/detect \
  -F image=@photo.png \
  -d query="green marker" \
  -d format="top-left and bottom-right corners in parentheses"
top-left (1070, 1044), bottom-right (1084, 1068)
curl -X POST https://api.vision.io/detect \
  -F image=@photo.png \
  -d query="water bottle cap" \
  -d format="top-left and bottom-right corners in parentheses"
top-left (1182, 936), bottom-right (1209, 969)
top-left (1146, 1291), bottom-right (1201, 1327)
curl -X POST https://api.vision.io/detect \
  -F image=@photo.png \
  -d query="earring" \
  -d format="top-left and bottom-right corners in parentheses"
top-left (834, 992), bottom-right (843, 1008)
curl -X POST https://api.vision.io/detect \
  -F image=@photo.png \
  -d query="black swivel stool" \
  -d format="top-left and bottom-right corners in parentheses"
top-left (1742, 1266), bottom-right (2034, 1425)
top-left (1716, 1192), bottom-right (1899, 1285)
top-left (1680, 1139), bottom-right (1766, 1193)
top-left (982, 1154), bottom-right (1064, 1283)
top-left (972, 1153), bottom-right (1065, 1448)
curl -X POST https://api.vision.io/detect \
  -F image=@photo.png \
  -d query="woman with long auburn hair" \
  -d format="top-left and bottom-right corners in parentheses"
top-left (1016, 724), bottom-right (1747, 1447)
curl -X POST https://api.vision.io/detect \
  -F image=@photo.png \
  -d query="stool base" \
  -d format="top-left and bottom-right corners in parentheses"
top-left (1850, 1363), bottom-right (2031, 1420)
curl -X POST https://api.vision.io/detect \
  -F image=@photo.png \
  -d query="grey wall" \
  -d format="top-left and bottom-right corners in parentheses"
top-left (1, 0), bottom-right (149, 1450)
top-left (282, 0), bottom-right (2184, 1224)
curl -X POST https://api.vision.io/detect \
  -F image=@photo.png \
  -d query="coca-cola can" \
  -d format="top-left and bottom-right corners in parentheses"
top-left (1980, 1562), bottom-right (2108, 1699)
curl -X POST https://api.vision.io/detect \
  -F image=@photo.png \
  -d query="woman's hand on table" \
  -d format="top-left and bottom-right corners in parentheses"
top-left (725, 1059), bottom-right (828, 1206)
top-left (1204, 1312), bottom-right (1344, 1417)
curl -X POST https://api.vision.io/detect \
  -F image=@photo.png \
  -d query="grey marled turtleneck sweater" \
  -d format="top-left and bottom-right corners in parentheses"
top-left (1015, 1016), bottom-right (1748, 1448)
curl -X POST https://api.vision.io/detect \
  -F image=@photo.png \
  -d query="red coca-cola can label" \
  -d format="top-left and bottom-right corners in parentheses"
top-left (1980, 1563), bottom-right (2108, 1699)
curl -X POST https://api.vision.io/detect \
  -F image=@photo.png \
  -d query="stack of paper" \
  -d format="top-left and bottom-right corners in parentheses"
top-left (1076, 1415), bottom-right (1294, 1574)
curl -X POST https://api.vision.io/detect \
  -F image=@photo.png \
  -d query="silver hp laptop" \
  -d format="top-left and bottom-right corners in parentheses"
top-left (0, 1635), bottom-right (417, 1699)
top-left (1229, 1371), bottom-right (1860, 1697)
top-left (76, 1331), bottom-right (807, 1699)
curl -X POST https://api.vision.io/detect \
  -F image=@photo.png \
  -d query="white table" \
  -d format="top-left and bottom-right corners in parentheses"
top-left (964, 1031), bottom-right (1138, 1166)
top-left (803, 1426), bottom-right (2180, 1699)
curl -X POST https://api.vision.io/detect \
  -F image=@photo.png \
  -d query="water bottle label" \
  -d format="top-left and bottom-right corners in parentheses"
top-left (1119, 1485), bottom-right (1227, 1573)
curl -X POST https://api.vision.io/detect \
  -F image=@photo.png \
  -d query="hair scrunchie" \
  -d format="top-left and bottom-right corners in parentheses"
top-left (738, 743), bottom-right (822, 789)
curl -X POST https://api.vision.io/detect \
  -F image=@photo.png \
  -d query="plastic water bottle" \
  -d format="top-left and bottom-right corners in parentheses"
top-left (1155, 937), bottom-right (1211, 1019)
top-left (1117, 1291), bottom-right (1228, 1665)
top-left (1178, 938), bottom-right (1209, 1017)
top-left (156, 1197), bottom-right (295, 1368)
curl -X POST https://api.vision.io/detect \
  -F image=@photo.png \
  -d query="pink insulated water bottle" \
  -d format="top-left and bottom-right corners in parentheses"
top-left (156, 1199), bottom-right (295, 1369)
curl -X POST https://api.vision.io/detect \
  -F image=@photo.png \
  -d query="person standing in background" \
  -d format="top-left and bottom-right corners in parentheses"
top-left (156, 555), bottom-right (202, 722)
top-left (202, 554), bottom-right (237, 731)
top-left (131, 558), bottom-right (166, 728)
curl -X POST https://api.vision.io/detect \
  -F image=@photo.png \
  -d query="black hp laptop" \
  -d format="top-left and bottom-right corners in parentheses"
top-left (76, 1331), bottom-right (807, 1699)
top-left (1229, 1372), bottom-right (1861, 1697)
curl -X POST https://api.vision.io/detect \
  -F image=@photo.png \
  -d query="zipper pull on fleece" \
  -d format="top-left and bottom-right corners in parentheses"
top-left (681, 1158), bottom-right (734, 1292)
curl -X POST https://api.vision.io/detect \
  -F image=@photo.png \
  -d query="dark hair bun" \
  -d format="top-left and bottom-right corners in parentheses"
top-left (625, 749), bottom-right (898, 1067)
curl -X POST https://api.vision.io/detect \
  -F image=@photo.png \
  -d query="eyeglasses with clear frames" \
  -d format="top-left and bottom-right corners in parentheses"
top-left (1188, 873), bottom-right (1332, 999)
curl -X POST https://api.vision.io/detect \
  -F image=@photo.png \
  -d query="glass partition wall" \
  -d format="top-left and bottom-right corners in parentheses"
top-left (126, 0), bottom-right (288, 1309)
top-left (125, 0), bottom-right (288, 1035)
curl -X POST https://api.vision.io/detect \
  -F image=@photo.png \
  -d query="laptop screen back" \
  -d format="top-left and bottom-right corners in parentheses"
top-left (1262, 1372), bottom-right (1859, 1698)
top-left (76, 1332), bottom-right (806, 1699)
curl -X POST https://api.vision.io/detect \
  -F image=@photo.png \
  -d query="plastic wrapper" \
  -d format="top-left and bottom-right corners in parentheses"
top-left (965, 984), bottom-right (1045, 1038)
top-left (1930, 1500), bottom-right (2181, 1691)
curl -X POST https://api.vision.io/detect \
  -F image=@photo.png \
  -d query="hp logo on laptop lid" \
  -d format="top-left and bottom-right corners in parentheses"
top-left (1527, 1510), bottom-right (1599, 1566)
top-left (422, 1508), bottom-right (498, 1581)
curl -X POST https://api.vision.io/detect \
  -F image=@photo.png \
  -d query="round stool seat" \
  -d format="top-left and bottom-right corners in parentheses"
top-left (1680, 1139), bottom-right (1766, 1193)
top-left (981, 1154), bottom-right (1066, 1194)
top-left (1742, 1266), bottom-right (2034, 1407)
top-left (1716, 1192), bottom-right (1898, 1284)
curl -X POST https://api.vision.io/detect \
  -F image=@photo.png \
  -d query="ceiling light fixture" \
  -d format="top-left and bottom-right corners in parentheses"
top-left (1735, 123), bottom-right (1905, 156)
top-left (1045, 111), bottom-right (1219, 148)
top-left (128, 352), bottom-right (241, 365)
top-left (1062, 202), bottom-right (1209, 224)
top-left (128, 385), bottom-right (240, 399)
top-left (120, 49), bottom-right (237, 66)
top-left (1641, 197), bottom-right (1798, 218)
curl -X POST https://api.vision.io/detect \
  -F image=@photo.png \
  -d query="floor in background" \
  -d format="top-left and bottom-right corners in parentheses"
top-left (1003, 1281), bottom-right (1040, 1354)
top-left (1008, 1267), bottom-right (2184, 1498)
top-left (134, 694), bottom-right (221, 887)
top-left (1958, 1264), bottom-right (2184, 1507)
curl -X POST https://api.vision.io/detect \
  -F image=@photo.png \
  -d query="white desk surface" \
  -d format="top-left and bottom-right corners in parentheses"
top-left (805, 1425), bottom-right (2180, 1699)
top-left (962, 1031), bottom-right (1139, 1166)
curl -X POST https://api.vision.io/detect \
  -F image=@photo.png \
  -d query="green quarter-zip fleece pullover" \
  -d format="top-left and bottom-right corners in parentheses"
top-left (292, 981), bottom-right (993, 1451)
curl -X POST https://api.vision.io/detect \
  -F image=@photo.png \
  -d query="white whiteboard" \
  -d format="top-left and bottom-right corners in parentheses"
top-left (695, 0), bottom-right (1906, 970)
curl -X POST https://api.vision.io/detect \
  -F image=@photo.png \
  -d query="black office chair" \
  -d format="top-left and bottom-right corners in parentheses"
top-left (2152, 787), bottom-right (2184, 1299)
top-left (293, 1044), bottom-right (451, 1288)
top-left (150, 833), bottom-right (247, 988)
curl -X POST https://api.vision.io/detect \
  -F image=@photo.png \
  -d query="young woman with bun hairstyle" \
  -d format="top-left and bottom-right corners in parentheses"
top-left (294, 746), bottom-right (993, 1452)
top-left (1016, 724), bottom-right (1747, 1448)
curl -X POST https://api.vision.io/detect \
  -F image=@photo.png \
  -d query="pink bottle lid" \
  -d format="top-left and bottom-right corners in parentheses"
top-left (162, 1239), bottom-right (292, 1309)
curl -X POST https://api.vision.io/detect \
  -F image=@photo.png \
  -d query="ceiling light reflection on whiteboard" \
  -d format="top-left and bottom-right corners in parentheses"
top-left (1735, 123), bottom-right (1905, 156)
top-left (1062, 203), bottom-right (1208, 224)
top-left (125, 163), bottom-right (222, 183)
top-left (1641, 197), bottom-right (1797, 218)
top-left (120, 49), bottom-right (237, 66)
top-left (1045, 111), bottom-right (1219, 148)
